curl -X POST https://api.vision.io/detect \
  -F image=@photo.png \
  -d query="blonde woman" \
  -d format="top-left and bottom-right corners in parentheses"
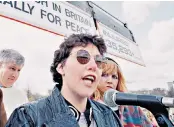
top-left (93, 57), bottom-right (157, 127)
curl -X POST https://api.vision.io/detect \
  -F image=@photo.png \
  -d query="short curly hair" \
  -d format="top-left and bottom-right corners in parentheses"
top-left (50, 34), bottom-right (107, 86)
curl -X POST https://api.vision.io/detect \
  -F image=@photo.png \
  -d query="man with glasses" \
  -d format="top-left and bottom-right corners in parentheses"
top-left (0, 49), bottom-right (25, 127)
top-left (6, 34), bottom-right (122, 127)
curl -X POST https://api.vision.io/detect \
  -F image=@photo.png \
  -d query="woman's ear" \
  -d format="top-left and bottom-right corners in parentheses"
top-left (56, 63), bottom-right (65, 76)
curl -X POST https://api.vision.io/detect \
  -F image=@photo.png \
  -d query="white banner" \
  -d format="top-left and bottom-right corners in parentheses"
top-left (97, 22), bottom-right (145, 66)
top-left (0, 1), bottom-right (96, 36)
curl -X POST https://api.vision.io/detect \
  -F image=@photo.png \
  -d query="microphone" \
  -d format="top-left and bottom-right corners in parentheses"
top-left (104, 89), bottom-right (174, 127)
top-left (103, 89), bottom-right (174, 108)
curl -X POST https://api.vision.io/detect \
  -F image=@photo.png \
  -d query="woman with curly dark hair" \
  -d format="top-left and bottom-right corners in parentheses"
top-left (6, 34), bottom-right (122, 127)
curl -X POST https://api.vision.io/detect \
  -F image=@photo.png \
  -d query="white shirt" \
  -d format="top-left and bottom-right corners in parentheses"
top-left (1, 87), bottom-right (28, 118)
top-left (78, 113), bottom-right (97, 127)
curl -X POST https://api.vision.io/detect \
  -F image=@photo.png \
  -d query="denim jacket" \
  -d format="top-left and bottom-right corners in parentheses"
top-left (5, 84), bottom-right (122, 127)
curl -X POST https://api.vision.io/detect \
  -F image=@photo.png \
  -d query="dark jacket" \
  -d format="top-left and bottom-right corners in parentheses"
top-left (0, 89), bottom-right (7, 127)
top-left (6, 84), bottom-right (122, 127)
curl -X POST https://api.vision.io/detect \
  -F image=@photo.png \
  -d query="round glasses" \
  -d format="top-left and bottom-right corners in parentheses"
top-left (71, 49), bottom-right (106, 69)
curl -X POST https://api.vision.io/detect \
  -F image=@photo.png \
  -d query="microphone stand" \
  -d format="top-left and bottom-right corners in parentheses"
top-left (137, 97), bottom-right (174, 127)
top-left (154, 113), bottom-right (173, 127)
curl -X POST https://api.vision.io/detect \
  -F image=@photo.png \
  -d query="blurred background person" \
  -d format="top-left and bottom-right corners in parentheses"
top-left (93, 57), bottom-right (158, 127)
top-left (0, 49), bottom-right (25, 127)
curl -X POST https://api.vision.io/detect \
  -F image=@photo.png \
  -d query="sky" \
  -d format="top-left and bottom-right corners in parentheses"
top-left (0, 1), bottom-right (174, 95)
top-left (94, 1), bottom-right (174, 91)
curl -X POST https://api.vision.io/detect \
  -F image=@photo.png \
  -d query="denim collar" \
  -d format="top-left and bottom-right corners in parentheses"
top-left (51, 84), bottom-right (105, 113)
top-left (49, 84), bottom-right (113, 127)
